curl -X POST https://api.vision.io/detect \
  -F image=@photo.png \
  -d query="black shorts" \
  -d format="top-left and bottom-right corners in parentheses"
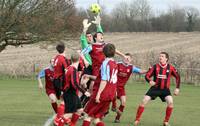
top-left (145, 86), bottom-right (171, 102)
top-left (83, 65), bottom-right (92, 75)
top-left (53, 78), bottom-right (63, 99)
top-left (63, 89), bottom-right (82, 113)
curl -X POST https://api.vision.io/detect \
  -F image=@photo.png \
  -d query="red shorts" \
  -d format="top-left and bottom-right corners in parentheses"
top-left (117, 86), bottom-right (126, 98)
top-left (92, 66), bottom-right (100, 77)
top-left (84, 98), bottom-right (110, 118)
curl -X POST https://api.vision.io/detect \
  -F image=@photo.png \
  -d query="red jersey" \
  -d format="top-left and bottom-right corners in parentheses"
top-left (90, 43), bottom-right (106, 75)
top-left (53, 55), bottom-right (68, 79)
top-left (44, 68), bottom-right (54, 90)
top-left (63, 66), bottom-right (85, 94)
top-left (91, 58), bottom-right (118, 101)
top-left (65, 57), bottom-right (85, 72)
top-left (145, 63), bottom-right (180, 89)
top-left (117, 62), bottom-right (133, 87)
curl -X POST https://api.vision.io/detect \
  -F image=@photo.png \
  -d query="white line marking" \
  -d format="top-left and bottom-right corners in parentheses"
top-left (44, 114), bottom-right (56, 126)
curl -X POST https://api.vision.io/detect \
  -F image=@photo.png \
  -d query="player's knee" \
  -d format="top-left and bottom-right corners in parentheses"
top-left (93, 118), bottom-right (101, 124)
top-left (84, 116), bottom-right (92, 122)
top-left (141, 96), bottom-right (150, 106)
top-left (167, 102), bottom-right (174, 108)
top-left (121, 101), bottom-right (126, 106)
top-left (49, 94), bottom-right (57, 103)
top-left (77, 108), bottom-right (84, 115)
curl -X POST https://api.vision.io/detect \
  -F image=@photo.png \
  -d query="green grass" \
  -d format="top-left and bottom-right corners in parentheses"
top-left (0, 79), bottom-right (200, 126)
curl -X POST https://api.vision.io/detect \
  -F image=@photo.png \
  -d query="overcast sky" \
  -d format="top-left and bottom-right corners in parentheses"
top-left (75, 0), bottom-right (200, 13)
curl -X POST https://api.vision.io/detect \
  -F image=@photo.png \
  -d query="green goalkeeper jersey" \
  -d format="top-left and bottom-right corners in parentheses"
top-left (80, 24), bottom-right (103, 65)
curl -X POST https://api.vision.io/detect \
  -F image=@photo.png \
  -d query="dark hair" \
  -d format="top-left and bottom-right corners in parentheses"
top-left (56, 42), bottom-right (65, 54)
top-left (93, 32), bottom-right (103, 42)
top-left (71, 52), bottom-right (80, 63)
top-left (103, 43), bottom-right (116, 58)
top-left (160, 52), bottom-right (169, 61)
top-left (86, 31), bottom-right (92, 35)
top-left (125, 53), bottom-right (132, 57)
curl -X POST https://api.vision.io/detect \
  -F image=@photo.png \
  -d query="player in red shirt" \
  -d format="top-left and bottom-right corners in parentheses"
top-left (53, 42), bottom-right (68, 99)
top-left (37, 58), bottom-right (58, 113)
top-left (111, 53), bottom-right (146, 123)
top-left (54, 54), bottom-right (88, 126)
top-left (57, 52), bottom-right (90, 126)
top-left (82, 43), bottom-right (118, 126)
top-left (133, 52), bottom-right (181, 126)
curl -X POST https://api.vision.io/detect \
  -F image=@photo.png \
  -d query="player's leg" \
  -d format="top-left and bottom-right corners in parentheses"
top-left (111, 96), bottom-right (117, 112)
top-left (94, 118), bottom-right (105, 126)
top-left (54, 101), bottom-right (65, 125)
top-left (82, 116), bottom-right (92, 126)
top-left (48, 93), bottom-right (58, 113)
top-left (70, 108), bottom-right (84, 126)
top-left (70, 96), bottom-right (84, 126)
top-left (58, 113), bottom-right (72, 126)
top-left (163, 95), bottom-right (173, 126)
top-left (134, 95), bottom-right (151, 126)
top-left (114, 95), bottom-right (126, 123)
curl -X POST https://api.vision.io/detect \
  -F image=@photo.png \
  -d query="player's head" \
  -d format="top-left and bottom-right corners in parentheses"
top-left (93, 32), bottom-right (103, 43)
top-left (103, 43), bottom-right (116, 58)
top-left (123, 53), bottom-right (132, 64)
top-left (159, 52), bottom-right (169, 64)
top-left (86, 32), bottom-right (93, 43)
top-left (56, 42), bottom-right (65, 54)
top-left (50, 58), bottom-right (54, 67)
top-left (71, 52), bottom-right (80, 63)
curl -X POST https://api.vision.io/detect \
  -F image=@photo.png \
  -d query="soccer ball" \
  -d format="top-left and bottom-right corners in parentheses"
top-left (90, 3), bottom-right (101, 14)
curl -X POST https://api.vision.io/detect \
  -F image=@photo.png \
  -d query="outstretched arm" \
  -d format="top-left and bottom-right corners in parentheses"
top-left (37, 69), bottom-right (45, 90)
top-left (92, 14), bottom-right (103, 33)
top-left (132, 66), bottom-right (147, 74)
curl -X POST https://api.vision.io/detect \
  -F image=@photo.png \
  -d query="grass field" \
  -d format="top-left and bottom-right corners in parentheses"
top-left (0, 79), bottom-right (200, 126)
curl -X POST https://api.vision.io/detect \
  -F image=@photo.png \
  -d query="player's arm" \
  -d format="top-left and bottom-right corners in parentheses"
top-left (96, 80), bottom-right (107, 103)
top-left (92, 14), bottom-right (103, 33)
top-left (72, 68), bottom-right (90, 97)
top-left (95, 61), bottom-right (109, 103)
top-left (62, 58), bottom-right (68, 73)
top-left (145, 65), bottom-right (156, 86)
top-left (171, 66), bottom-right (181, 95)
top-left (37, 69), bottom-right (45, 90)
top-left (81, 19), bottom-right (91, 49)
top-left (115, 49), bottom-right (129, 61)
top-left (80, 45), bottom-right (92, 67)
top-left (81, 44), bottom-right (92, 55)
top-left (83, 74), bottom-right (97, 81)
top-left (132, 66), bottom-right (147, 74)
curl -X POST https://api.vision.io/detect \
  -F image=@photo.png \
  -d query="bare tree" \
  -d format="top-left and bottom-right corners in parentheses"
top-left (109, 0), bottom-right (152, 32)
top-left (110, 1), bottom-right (129, 32)
top-left (185, 7), bottom-right (200, 31)
top-left (0, 0), bottom-right (76, 52)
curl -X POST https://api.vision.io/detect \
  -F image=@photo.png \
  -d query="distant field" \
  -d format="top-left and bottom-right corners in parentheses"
top-left (0, 79), bottom-right (200, 126)
top-left (0, 32), bottom-right (200, 76)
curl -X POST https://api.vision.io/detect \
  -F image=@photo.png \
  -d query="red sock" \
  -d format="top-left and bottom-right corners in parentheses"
top-left (135, 105), bottom-right (144, 121)
top-left (57, 103), bottom-right (65, 118)
top-left (51, 102), bottom-right (58, 113)
top-left (70, 113), bottom-right (80, 125)
top-left (112, 97), bottom-right (117, 110)
top-left (164, 106), bottom-right (173, 122)
top-left (115, 105), bottom-right (125, 120)
top-left (82, 120), bottom-right (91, 126)
top-left (96, 122), bottom-right (105, 126)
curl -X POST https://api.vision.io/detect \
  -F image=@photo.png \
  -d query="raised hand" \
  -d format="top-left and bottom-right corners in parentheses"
top-left (83, 19), bottom-right (91, 34)
top-left (91, 14), bottom-right (101, 26)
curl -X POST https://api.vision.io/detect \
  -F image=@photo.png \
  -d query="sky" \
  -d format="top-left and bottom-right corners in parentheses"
top-left (75, 0), bottom-right (200, 14)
